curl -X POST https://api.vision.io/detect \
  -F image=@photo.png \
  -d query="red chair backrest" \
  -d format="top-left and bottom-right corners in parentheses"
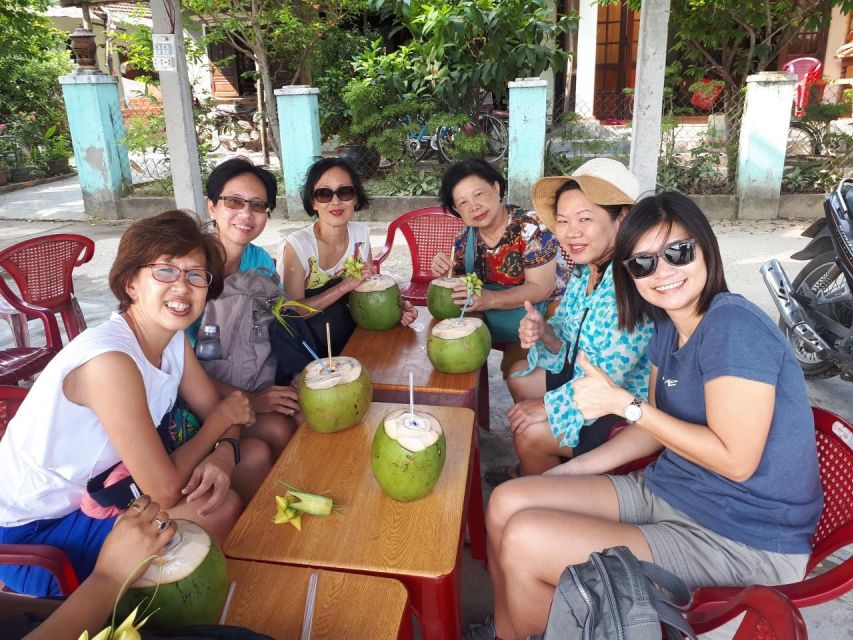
top-left (0, 385), bottom-right (28, 440)
top-left (782, 57), bottom-right (822, 115)
top-left (0, 234), bottom-right (94, 309)
top-left (387, 207), bottom-right (465, 282)
top-left (808, 406), bottom-right (853, 574)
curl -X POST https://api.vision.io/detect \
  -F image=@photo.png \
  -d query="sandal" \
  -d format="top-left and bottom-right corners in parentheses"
top-left (484, 463), bottom-right (522, 487)
top-left (464, 615), bottom-right (497, 640)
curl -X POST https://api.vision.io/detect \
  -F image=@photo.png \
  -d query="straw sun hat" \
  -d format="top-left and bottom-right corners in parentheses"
top-left (531, 158), bottom-right (641, 232)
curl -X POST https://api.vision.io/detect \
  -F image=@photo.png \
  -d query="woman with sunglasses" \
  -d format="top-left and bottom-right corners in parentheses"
top-left (485, 159), bottom-right (654, 486)
top-left (0, 211), bottom-right (272, 598)
top-left (195, 157), bottom-right (299, 457)
top-left (465, 192), bottom-right (822, 640)
top-left (281, 158), bottom-right (417, 357)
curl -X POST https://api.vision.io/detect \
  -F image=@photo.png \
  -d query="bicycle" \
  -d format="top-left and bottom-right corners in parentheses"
top-left (401, 115), bottom-right (440, 162)
top-left (786, 118), bottom-right (849, 158)
top-left (436, 110), bottom-right (508, 164)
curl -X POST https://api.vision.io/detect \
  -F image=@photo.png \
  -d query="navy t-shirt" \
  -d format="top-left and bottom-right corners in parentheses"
top-left (644, 293), bottom-right (822, 554)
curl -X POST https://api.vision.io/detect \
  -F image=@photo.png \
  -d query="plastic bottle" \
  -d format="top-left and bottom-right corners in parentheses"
top-left (196, 324), bottom-right (222, 361)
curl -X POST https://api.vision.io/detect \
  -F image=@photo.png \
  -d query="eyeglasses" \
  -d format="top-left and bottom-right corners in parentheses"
top-left (220, 195), bottom-right (270, 214)
top-left (313, 186), bottom-right (357, 203)
top-left (622, 239), bottom-right (697, 279)
top-left (144, 263), bottom-right (213, 288)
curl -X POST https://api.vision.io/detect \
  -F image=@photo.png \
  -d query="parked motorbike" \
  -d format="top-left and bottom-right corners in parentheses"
top-left (199, 102), bottom-right (261, 152)
top-left (761, 178), bottom-right (853, 379)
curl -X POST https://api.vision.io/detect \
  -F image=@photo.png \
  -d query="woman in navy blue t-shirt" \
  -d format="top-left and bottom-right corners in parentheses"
top-left (466, 192), bottom-right (823, 640)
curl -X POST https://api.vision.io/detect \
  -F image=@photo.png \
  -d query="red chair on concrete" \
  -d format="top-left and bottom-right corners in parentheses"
top-left (0, 385), bottom-right (81, 596)
top-left (783, 57), bottom-right (823, 117)
top-left (687, 585), bottom-right (808, 639)
top-left (688, 406), bottom-right (853, 614)
top-left (372, 206), bottom-right (464, 306)
top-left (0, 234), bottom-right (94, 385)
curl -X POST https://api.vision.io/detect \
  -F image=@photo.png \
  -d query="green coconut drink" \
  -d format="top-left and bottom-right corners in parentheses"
top-left (115, 520), bottom-right (228, 631)
top-left (427, 317), bottom-right (492, 373)
top-left (298, 356), bottom-right (372, 433)
top-left (349, 274), bottom-right (403, 330)
top-left (427, 277), bottom-right (466, 320)
top-left (371, 408), bottom-right (446, 502)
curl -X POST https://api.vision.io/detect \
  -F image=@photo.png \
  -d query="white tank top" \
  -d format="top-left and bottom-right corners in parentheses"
top-left (0, 313), bottom-right (185, 527)
top-left (284, 221), bottom-right (371, 290)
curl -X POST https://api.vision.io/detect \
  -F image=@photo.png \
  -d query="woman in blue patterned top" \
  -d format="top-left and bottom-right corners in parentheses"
top-left (485, 159), bottom-right (654, 485)
top-left (465, 192), bottom-right (822, 640)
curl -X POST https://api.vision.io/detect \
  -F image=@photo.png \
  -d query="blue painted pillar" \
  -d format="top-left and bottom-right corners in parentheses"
top-left (737, 72), bottom-right (797, 220)
top-left (275, 85), bottom-right (321, 217)
top-left (59, 74), bottom-right (131, 220)
top-left (508, 78), bottom-right (547, 208)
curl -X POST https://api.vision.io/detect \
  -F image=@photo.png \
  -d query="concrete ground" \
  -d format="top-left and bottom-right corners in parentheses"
top-left (0, 182), bottom-right (851, 638)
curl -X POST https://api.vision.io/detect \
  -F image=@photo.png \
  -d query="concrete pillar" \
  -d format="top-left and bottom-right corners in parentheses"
top-left (275, 85), bottom-right (321, 216)
top-left (629, 0), bottom-right (671, 196)
top-left (59, 74), bottom-right (131, 220)
top-left (574, 0), bottom-right (597, 118)
top-left (507, 78), bottom-right (547, 208)
top-left (737, 72), bottom-right (797, 220)
top-left (150, 0), bottom-right (205, 216)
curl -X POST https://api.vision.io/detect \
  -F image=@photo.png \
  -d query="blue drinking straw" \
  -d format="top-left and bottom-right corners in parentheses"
top-left (457, 292), bottom-right (472, 324)
top-left (302, 340), bottom-right (332, 372)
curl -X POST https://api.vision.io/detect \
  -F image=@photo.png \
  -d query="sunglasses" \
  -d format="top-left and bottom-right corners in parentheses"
top-left (145, 263), bottom-right (213, 288)
top-left (313, 186), bottom-right (357, 203)
top-left (221, 195), bottom-right (270, 214)
top-left (622, 239), bottom-right (697, 279)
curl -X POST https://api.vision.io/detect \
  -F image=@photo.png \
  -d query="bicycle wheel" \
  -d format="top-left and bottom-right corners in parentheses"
top-left (197, 123), bottom-right (222, 152)
top-left (479, 113), bottom-right (508, 163)
top-left (436, 125), bottom-right (459, 164)
top-left (786, 121), bottom-right (820, 157)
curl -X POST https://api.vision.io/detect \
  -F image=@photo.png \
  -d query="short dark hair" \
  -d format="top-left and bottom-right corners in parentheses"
top-left (300, 157), bottom-right (370, 217)
top-left (439, 158), bottom-right (507, 216)
top-left (555, 181), bottom-right (625, 221)
top-left (206, 156), bottom-right (278, 213)
top-left (109, 210), bottom-right (226, 312)
top-left (613, 192), bottom-right (728, 332)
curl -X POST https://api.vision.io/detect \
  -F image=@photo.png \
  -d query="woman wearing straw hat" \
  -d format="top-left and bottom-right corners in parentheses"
top-left (485, 158), bottom-right (655, 485)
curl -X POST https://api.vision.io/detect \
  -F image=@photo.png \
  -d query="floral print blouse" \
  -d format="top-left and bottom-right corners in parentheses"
top-left (516, 263), bottom-right (655, 448)
top-left (450, 205), bottom-right (566, 300)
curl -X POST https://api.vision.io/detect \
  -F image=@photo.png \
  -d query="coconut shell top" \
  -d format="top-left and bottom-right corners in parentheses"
top-left (383, 408), bottom-right (443, 452)
top-left (130, 519), bottom-right (215, 588)
top-left (431, 316), bottom-right (485, 339)
top-left (353, 274), bottom-right (398, 293)
top-left (429, 276), bottom-right (464, 290)
top-left (303, 356), bottom-right (363, 389)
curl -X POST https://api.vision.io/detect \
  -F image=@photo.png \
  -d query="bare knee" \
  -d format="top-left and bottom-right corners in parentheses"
top-left (247, 413), bottom-right (295, 457)
top-left (240, 436), bottom-right (274, 474)
top-left (498, 512), bottom-right (540, 573)
top-left (513, 422), bottom-right (555, 461)
top-left (198, 490), bottom-right (242, 544)
top-left (487, 480), bottom-right (530, 537)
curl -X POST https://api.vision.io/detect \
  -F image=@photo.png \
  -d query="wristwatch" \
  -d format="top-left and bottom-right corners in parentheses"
top-left (214, 437), bottom-right (241, 465)
top-left (624, 396), bottom-right (644, 424)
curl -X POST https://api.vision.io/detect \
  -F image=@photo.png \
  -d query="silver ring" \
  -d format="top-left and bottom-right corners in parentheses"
top-left (153, 516), bottom-right (169, 532)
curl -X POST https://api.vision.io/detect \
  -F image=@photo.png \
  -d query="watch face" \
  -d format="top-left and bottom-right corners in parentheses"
top-left (625, 402), bottom-right (642, 423)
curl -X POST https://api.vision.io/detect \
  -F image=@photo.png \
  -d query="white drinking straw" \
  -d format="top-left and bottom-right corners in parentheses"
top-left (301, 572), bottom-right (319, 640)
top-left (326, 322), bottom-right (333, 370)
top-left (218, 581), bottom-right (237, 624)
top-left (448, 245), bottom-right (455, 278)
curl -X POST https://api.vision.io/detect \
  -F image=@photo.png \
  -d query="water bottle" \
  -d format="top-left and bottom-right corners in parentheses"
top-left (196, 324), bottom-right (222, 361)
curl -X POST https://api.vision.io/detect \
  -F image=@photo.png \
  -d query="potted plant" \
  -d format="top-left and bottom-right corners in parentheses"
top-left (42, 125), bottom-right (73, 176)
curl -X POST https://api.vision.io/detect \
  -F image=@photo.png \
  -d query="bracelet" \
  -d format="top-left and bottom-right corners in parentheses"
top-left (214, 437), bottom-right (241, 465)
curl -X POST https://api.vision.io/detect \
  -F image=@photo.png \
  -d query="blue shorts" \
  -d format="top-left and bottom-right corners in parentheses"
top-left (0, 510), bottom-right (116, 597)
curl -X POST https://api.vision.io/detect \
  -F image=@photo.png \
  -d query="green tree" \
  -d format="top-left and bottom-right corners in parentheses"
top-left (182, 0), bottom-right (368, 160)
top-left (368, 0), bottom-right (576, 115)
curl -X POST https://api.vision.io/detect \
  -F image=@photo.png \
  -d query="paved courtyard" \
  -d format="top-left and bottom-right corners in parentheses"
top-left (0, 182), bottom-right (850, 638)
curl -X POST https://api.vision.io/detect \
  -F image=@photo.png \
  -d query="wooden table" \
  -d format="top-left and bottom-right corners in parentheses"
top-left (224, 560), bottom-right (412, 640)
top-left (225, 403), bottom-right (476, 640)
top-left (340, 307), bottom-right (489, 563)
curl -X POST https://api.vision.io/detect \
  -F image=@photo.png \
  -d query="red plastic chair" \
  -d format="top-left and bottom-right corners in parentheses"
top-left (0, 234), bottom-right (95, 385)
top-left (686, 585), bottom-right (808, 639)
top-left (372, 206), bottom-right (464, 306)
top-left (782, 57), bottom-right (823, 117)
top-left (0, 385), bottom-right (81, 596)
top-left (689, 406), bottom-right (853, 614)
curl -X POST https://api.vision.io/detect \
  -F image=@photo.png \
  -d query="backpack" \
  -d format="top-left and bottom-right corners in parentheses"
top-left (539, 546), bottom-right (697, 640)
top-left (196, 267), bottom-right (280, 392)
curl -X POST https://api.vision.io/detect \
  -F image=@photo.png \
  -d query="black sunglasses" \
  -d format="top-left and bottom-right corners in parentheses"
top-left (622, 239), bottom-right (697, 279)
top-left (313, 186), bottom-right (356, 203)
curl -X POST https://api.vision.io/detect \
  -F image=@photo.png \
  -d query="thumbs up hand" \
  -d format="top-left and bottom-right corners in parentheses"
top-left (518, 301), bottom-right (545, 348)
top-left (572, 351), bottom-right (630, 420)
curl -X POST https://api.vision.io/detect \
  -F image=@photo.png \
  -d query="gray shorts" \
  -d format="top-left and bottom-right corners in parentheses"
top-left (608, 472), bottom-right (809, 590)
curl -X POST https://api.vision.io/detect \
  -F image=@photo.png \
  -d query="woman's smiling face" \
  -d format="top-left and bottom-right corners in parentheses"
top-left (553, 188), bottom-right (622, 266)
top-left (312, 166), bottom-right (357, 227)
top-left (629, 222), bottom-right (706, 318)
top-left (208, 172), bottom-right (269, 251)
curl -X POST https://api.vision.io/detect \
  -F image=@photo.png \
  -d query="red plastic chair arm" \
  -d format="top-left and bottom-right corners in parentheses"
top-left (372, 226), bottom-right (399, 275)
top-left (687, 585), bottom-right (807, 638)
top-left (0, 544), bottom-right (80, 596)
top-left (0, 283), bottom-right (63, 351)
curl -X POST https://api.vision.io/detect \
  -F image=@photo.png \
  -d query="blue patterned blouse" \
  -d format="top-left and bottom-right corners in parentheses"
top-left (515, 263), bottom-right (654, 448)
